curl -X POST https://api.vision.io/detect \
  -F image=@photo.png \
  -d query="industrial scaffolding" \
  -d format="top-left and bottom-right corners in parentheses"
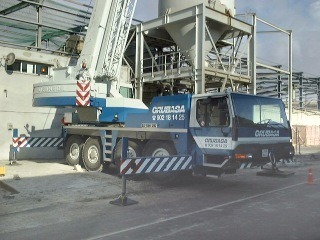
top-left (0, 0), bottom-right (319, 116)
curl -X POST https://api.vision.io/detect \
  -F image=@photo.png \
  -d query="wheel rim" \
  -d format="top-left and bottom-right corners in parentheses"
top-left (87, 145), bottom-right (99, 164)
top-left (152, 148), bottom-right (170, 157)
top-left (70, 143), bottom-right (80, 160)
top-left (127, 146), bottom-right (137, 158)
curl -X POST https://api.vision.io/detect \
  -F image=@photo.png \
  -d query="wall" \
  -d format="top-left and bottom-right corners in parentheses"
top-left (290, 110), bottom-right (320, 146)
top-left (0, 46), bottom-right (70, 160)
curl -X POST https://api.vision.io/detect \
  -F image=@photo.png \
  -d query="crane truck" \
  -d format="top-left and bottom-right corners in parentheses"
top-left (32, 0), bottom-right (294, 178)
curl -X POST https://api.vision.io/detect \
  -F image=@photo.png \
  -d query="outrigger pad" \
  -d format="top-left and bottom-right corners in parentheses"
top-left (257, 169), bottom-right (295, 178)
top-left (110, 195), bottom-right (138, 206)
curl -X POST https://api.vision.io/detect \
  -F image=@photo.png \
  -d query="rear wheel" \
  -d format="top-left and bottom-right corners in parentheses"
top-left (143, 140), bottom-right (179, 183)
top-left (82, 137), bottom-right (102, 171)
top-left (65, 135), bottom-right (84, 166)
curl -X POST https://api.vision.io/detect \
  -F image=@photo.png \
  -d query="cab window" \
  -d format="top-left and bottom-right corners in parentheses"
top-left (119, 86), bottom-right (133, 98)
top-left (196, 97), bottom-right (230, 127)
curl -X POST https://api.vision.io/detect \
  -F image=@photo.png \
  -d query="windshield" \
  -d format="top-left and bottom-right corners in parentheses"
top-left (231, 93), bottom-right (289, 128)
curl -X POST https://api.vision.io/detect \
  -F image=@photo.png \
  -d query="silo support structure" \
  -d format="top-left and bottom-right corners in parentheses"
top-left (194, 5), bottom-right (205, 94)
top-left (136, 3), bottom-right (253, 93)
top-left (135, 23), bottom-right (144, 100)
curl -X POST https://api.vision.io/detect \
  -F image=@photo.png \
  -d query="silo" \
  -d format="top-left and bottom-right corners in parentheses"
top-left (158, 0), bottom-right (236, 65)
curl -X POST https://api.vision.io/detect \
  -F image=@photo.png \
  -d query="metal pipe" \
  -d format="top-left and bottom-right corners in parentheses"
top-left (256, 17), bottom-right (291, 35)
top-left (256, 63), bottom-right (290, 75)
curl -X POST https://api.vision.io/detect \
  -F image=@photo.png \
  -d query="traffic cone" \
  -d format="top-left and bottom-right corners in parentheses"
top-left (307, 169), bottom-right (314, 185)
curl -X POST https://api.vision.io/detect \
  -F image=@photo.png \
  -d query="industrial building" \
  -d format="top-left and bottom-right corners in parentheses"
top-left (0, 0), bottom-right (319, 161)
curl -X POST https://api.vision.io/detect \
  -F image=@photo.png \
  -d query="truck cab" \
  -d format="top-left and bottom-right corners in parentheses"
top-left (189, 92), bottom-right (294, 176)
top-left (124, 92), bottom-right (294, 178)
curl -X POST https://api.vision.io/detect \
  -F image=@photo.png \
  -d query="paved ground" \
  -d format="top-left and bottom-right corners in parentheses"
top-left (0, 147), bottom-right (320, 240)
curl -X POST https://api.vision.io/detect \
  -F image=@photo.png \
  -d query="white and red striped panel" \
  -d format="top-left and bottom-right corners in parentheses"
top-left (12, 137), bottom-right (63, 152)
top-left (76, 80), bottom-right (91, 106)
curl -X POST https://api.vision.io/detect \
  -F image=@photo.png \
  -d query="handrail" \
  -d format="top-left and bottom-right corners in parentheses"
top-left (140, 50), bottom-right (251, 78)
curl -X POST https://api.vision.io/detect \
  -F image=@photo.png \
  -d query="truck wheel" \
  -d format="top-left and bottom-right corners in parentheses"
top-left (114, 139), bottom-right (142, 169)
top-left (143, 140), bottom-right (179, 184)
top-left (65, 135), bottom-right (84, 166)
top-left (82, 137), bottom-right (102, 171)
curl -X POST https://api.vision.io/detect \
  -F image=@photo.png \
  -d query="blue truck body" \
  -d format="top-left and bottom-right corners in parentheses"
top-left (60, 92), bottom-right (293, 176)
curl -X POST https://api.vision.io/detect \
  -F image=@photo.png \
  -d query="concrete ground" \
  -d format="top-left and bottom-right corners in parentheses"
top-left (0, 160), bottom-right (126, 215)
top-left (0, 143), bottom-right (320, 211)
top-left (0, 146), bottom-right (319, 239)
top-left (296, 145), bottom-right (320, 156)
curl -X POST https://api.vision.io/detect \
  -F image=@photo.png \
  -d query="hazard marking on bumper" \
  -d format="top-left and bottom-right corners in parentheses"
top-left (120, 156), bottom-right (193, 175)
top-left (12, 137), bottom-right (63, 151)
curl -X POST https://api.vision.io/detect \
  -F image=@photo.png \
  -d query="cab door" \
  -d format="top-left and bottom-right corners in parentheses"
top-left (189, 94), bottom-right (233, 162)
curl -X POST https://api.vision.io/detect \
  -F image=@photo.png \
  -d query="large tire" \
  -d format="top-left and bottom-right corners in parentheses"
top-left (82, 137), bottom-right (102, 172)
top-left (143, 140), bottom-right (179, 183)
top-left (114, 139), bottom-right (142, 169)
top-left (65, 135), bottom-right (84, 166)
top-left (114, 139), bottom-right (143, 180)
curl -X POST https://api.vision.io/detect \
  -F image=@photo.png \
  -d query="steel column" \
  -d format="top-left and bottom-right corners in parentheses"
top-left (249, 14), bottom-right (257, 95)
top-left (36, 1), bottom-right (44, 49)
top-left (135, 24), bottom-right (144, 100)
top-left (194, 4), bottom-right (205, 94)
top-left (317, 79), bottom-right (320, 111)
top-left (288, 31), bottom-right (293, 121)
top-left (277, 75), bottom-right (282, 98)
top-left (298, 73), bottom-right (303, 109)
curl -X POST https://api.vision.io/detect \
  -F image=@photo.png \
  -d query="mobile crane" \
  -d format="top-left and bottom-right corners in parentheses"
top-left (33, 0), bottom-right (294, 178)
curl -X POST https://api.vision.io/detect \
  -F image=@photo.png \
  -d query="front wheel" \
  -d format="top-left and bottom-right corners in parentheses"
top-left (143, 140), bottom-right (179, 184)
top-left (113, 139), bottom-right (144, 180)
top-left (114, 139), bottom-right (142, 169)
top-left (82, 137), bottom-right (102, 171)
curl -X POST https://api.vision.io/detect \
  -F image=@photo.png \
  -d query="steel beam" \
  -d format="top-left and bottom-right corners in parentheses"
top-left (0, 2), bottom-right (30, 15)
top-left (140, 4), bottom-right (252, 35)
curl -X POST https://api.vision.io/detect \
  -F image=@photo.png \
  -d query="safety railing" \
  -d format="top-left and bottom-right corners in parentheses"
top-left (140, 50), bottom-right (251, 80)
top-left (205, 52), bottom-right (251, 77)
top-left (141, 51), bottom-right (193, 78)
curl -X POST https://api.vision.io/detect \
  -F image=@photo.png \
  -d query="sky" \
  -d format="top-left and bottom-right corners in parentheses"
top-left (134, 0), bottom-right (320, 77)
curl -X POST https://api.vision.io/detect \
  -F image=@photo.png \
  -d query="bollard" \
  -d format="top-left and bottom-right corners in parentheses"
top-left (10, 129), bottom-right (19, 165)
